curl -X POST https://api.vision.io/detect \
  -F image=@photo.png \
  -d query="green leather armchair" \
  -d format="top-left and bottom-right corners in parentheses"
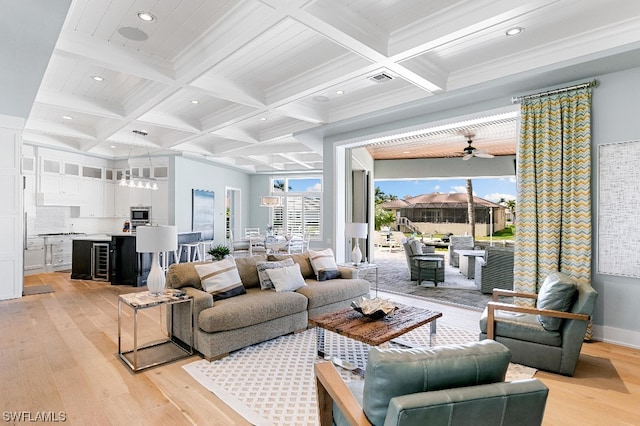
top-left (479, 272), bottom-right (598, 376)
top-left (315, 340), bottom-right (548, 426)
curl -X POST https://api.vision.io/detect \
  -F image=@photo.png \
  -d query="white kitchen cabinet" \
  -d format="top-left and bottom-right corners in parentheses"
top-left (38, 158), bottom-right (82, 205)
top-left (114, 184), bottom-right (131, 218)
top-left (79, 179), bottom-right (105, 217)
top-left (150, 181), bottom-right (168, 225)
top-left (24, 237), bottom-right (45, 274)
top-left (130, 185), bottom-right (152, 207)
top-left (104, 181), bottom-right (115, 217)
top-left (44, 235), bottom-right (73, 272)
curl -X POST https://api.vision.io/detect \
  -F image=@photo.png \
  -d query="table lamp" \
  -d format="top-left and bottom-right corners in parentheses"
top-left (345, 222), bottom-right (368, 264)
top-left (136, 225), bottom-right (178, 295)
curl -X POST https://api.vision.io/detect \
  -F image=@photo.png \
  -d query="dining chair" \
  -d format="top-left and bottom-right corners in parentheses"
top-left (244, 227), bottom-right (261, 238)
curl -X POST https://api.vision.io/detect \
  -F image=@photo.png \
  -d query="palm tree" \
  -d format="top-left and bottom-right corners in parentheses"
top-left (466, 179), bottom-right (475, 237)
top-left (505, 199), bottom-right (516, 224)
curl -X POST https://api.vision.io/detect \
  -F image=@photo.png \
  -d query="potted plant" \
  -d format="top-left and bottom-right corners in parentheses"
top-left (208, 244), bottom-right (231, 260)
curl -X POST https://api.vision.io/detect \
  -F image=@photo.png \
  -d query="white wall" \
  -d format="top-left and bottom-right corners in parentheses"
top-left (172, 157), bottom-right (251, 246)
top-left (590, 67), bottom-right (640, 347)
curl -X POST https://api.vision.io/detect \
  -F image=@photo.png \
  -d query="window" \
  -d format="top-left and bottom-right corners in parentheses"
top-left (269, 177), bottom-right (322, 238)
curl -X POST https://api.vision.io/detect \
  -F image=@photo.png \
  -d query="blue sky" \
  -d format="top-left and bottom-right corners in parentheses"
top-left (375, 177), bottom-right (517, 203)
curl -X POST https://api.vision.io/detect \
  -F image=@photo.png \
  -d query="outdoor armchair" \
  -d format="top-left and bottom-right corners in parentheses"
top-left (448, 235), bottom-right (474, 267)
top-left (474, 246), bottom-right (515, 293)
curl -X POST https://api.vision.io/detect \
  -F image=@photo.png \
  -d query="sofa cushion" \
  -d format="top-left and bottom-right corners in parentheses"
top-left (267, 263), bottom-right (307, 292)
top-left (194, 257), bottom-right (246, 301)
top-left (234, 255), bottom-right (266, 289)
top-left (197, 288), bottom-right (308, 333)
top-left (536, 271), bottom-right (578, 331)
top-left (408, 238), bottom-right (423, 255)
top-left (296, 278), bottom-right (370, 310)
top-left (308, 248), bottom-right (340, 280)
top-left (256, 258), bottom-right (295, 290)
top-left (166, 261), bottom-right (212, 290)
top-left (267, 253), bottom-right (314, 278)
top-left (362, 340), bottom-right (511, 426)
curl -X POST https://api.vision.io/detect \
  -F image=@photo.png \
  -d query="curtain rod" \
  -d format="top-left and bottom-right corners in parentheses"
top-left (511, 79), bottom-right (598, 103)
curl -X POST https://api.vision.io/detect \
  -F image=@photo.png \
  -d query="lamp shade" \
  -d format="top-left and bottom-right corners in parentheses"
top-left (260, 196), bottom-right (282, 207)
top-left (345, 222), bottom-right (368, 239)
top-left (136, 225), bottom-right (178, 253)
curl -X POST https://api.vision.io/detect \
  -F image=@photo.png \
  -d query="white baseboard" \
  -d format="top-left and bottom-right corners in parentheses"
top-left (592, 325), bottom-right (640, 349)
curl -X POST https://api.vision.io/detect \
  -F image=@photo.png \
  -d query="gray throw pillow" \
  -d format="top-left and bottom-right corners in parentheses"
top-left (256, 258), bottom-right (295, 290)
top-left (409, 238), bottom-right (423, 255)
top-left (536, 271), bottom-right (578, 331)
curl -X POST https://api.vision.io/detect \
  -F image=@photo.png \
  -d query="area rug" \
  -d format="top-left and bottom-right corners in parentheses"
top-left (184, 325), bottom-right (535, 426)
top-left (360, 249), bottom-right (493, 311)
top-left (22, 284), bottom-right (54, 296)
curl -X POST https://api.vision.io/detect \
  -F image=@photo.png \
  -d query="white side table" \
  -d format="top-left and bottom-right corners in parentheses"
top-left (118, 289), bottom-right (193, 372)
top-left (339, 263), bottom-right (379, 297)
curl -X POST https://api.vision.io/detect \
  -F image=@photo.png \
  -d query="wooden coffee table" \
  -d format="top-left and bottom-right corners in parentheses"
top-left (309, 303), bottom-right (442, 376)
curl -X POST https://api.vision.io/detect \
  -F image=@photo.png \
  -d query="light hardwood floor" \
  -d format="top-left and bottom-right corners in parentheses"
top-left (3, 272), bottom-right (639, 425)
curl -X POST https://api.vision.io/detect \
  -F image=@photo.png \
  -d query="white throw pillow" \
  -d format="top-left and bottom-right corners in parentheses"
top-left (194, 257), bottom-right (245, 300)
top-left (256, 258), bottom-right (295, 290)
top-left (308, 248), bottom-right (339, 280)
top-left (266, 263), bottom-right (307, 292)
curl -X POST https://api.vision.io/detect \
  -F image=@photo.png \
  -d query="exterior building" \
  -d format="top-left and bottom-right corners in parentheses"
top-left (380, 192), bottom-right (506, 237)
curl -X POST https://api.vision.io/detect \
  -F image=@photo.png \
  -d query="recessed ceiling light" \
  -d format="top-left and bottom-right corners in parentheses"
top-left (110, 145), bottom-right (116, 149)
top-left (91, 75), bottom-right (104, 82)
top-left (312, 95), bottom-right (330, 103)
top-left (62, 115), bottom-right (73, 120)
top-left (259, 117), bottom-right (268, 121)
top-left (190, 100), bottom-right (199, 104)
top-left (335, 90), bottom-right (345, 95)
top-left (403, 151), bottom-right (410, 154)
top-left (505, 27), bottom-right (524, 36)
top-left (137, 12), bottom-right (156, 22)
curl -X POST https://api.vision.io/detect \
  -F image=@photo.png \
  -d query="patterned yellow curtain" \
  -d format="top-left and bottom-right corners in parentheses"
top-left (514, 88), bottom-right (592, 295)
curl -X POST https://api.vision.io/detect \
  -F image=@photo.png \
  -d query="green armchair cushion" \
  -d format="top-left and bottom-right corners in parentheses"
top-left (362, 340), bottom-right (510, 425)
top-left (536, 272), bottom-right (578, 331)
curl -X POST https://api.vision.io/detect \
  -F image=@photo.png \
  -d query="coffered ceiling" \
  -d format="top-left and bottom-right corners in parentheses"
top-left (21, 0), bottom-right (640, 172)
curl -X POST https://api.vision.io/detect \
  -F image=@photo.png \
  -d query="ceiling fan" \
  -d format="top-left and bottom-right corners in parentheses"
top-left (461, 134), bottom-right (494, 160)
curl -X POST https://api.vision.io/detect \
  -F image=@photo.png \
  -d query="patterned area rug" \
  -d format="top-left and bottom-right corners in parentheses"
top-left (184, 324), bottom-right (535, 426)
top-left (360, 249), bottom-right (493, 311)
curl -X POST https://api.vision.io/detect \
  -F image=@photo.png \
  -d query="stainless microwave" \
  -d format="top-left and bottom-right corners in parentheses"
top-left (130, 207), bottom-right (151, 223)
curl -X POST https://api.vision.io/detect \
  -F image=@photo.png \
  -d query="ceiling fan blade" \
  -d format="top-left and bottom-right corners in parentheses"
top-left (475, 151), bottom-right (495, 158)
top-left (462, 153), bottom-right (473, 160)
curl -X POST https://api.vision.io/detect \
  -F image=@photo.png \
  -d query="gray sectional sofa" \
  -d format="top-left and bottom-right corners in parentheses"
top-left (166, 253), bottom-right (371, 360)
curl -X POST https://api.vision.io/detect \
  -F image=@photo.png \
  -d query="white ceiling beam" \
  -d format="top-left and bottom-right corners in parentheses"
top-left (210, 127), bottom-right (260, 144)
top-left (189, 74), bottom-right (265, 108)
top-left (136, 110), bottom-right (201, 133)
top-left (25, 118), bottom-right (96, 140)
top-left (35, 89), bottom-right (125, 118)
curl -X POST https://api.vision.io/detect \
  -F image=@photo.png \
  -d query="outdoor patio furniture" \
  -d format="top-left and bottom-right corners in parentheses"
top-left (373, 230), bottom-right (398, 252)
top-left (403, 239), bottom-right (445, 284)
top-left (475, 247), bottom-right (515, 293)
top-left (448, 235), bottom-right (474, 267)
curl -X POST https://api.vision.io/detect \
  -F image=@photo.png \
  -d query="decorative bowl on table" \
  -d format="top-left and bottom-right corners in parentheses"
top-left (351, 297), bottom-right (397, 319)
